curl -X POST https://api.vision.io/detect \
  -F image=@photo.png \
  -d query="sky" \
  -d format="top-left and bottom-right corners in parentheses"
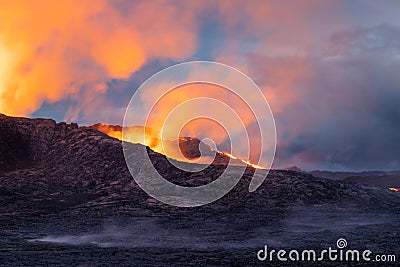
top-left (1, 0), bottom-right (400, 171)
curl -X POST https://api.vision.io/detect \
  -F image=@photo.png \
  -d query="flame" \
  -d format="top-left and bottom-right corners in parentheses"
top-left (388, 187), bottom-right (400, 192)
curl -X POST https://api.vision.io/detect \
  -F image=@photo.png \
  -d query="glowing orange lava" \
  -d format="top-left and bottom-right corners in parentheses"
top-left (219, 152), bottom-right (264, 169)
top-left (221, 152), bottom-right (238, 160)
top-left (240, 159), bottom-right (265, 169)
top-left (95, 125), bottom-right (266, 169)
top-left (389, 187), bottom-right (400, 192)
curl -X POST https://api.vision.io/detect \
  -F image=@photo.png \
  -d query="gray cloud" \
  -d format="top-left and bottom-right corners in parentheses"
top-left (249, 24), bottom-right (400, 171)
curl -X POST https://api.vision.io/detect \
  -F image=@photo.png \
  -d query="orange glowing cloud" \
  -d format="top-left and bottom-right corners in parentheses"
top-left (0, 0), bottom-right (338, 121)
top-left (140, 82), bottom-right (262, 163)
top-left (144, 83), bottom-right (258, 137)
top-left (0, 0), bottom-right (199, 117)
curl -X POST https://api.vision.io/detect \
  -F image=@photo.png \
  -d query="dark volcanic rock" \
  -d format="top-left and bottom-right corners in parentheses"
top-left (345, 175), bottom-right (400, 188)
top-left (1, 113), bottom-right (398, 217)
top-left (0, 113), bottom-right (399, 215)
top-left (0, 115), bottom-right (29, 172)
top-left (1, 114), bottom-right (400, 266)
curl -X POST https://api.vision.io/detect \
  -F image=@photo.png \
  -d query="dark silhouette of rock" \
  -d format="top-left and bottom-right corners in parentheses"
top-left (1, 114), bottom-right (400, 266)
top-left (1, 113), bottom-right (399, 216)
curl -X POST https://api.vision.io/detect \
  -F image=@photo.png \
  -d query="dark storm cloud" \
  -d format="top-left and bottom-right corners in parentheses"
top-left (250, 24), bottom-right (400, 171)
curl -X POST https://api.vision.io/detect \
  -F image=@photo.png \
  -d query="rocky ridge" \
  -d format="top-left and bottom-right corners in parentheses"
top-left (1, 113), bottom-right (399, 218)
top-left (1, 114), bottom-right (400, 266)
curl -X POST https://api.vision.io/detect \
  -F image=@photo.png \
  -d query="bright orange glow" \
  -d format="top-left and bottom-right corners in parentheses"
top-left (142, 83), bottom-right (263, 164)
top-left (389, 188), bottom-right (400, 192)
top-left (94, 124), bottom-right (265, 169)
top-left (0, 1), bottom-right (198, 118)
top-left (144, 83), bottom-right (258, 141)
top-left (222, 152), bottom-right (238, 160)
top-left (240, 159), bottom-right (265, 169)
top-left (218, 152), bottom-right (264, 169)
top-left (92, 124), bottom-right (162, 154)
top-left (93, 124), bottom-right (123, 140)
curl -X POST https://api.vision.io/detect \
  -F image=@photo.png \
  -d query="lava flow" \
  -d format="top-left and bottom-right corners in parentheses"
top-left (91, 124), bottom-right (265, 170)
top-left (218, 152), bottom-right (264, 169)
top-left (389, 187), bottom-right (400, 192)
